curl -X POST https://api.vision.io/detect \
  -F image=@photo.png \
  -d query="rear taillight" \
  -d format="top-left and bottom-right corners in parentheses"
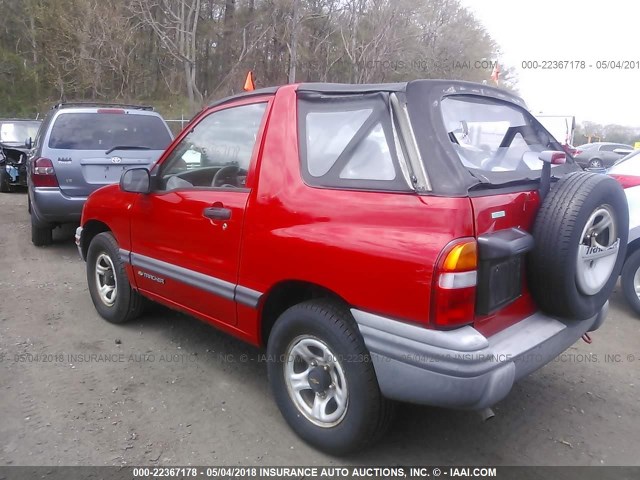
top-left (610, 174), bottom-right (640, 189)
top-left (32, 158), bottom-right (59, 187)
top-left (430, 239), bottom-right (478, 329)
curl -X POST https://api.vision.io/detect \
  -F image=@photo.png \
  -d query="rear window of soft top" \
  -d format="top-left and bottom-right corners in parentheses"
top-left (440, 95), bottom-right (574, 183)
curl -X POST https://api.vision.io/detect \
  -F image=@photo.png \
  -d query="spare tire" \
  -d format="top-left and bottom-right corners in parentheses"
top-left (528, 172), bottom-right (628, 320)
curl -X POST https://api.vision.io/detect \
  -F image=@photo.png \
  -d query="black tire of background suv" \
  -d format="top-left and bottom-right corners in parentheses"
top-left (0, 168), bottom-right (10, 192)
top-left (86, 232), bottom-right (144, 324)
top-left (30, 213), bottom-right (53, 246)
top-left (621, 249), bottom-right (640, 316)
top-left (528, 172), bottom-right (628, 320)
top-left (266, 299), bottom-right (394, 455)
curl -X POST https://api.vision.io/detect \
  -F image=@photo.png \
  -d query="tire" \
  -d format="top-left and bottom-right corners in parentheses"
top-left (86, 232), bottom-right (144, 324)
top-left (0, 168), bottom-right (10, 192)
top-left (528, 172), bottom-right (628, 319)
top-left (621, 249), bottom-right (640, 316)
top-left (267, 299), bottom-right (394, 455)
top-left (588, 158), bottom-right (603, 169)
top-left (30, 213), bottom-right (53, 246)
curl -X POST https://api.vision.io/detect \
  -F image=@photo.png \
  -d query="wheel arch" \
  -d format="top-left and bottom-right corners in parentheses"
top-left (258, 280), bottom-right (351, 347)
top-left (81, 220), bottom-right (112, 260)
top-left (626, 236), bottom-right (640, 261)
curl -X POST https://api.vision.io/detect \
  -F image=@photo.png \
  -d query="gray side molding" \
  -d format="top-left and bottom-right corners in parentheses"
top-left (129, 252), bottom-right (262, 308)
top-left (131, 253), bottom-right (235, 301)
top-left (118, 248), bottom-right (131, 264)
top-left (235, 285), bottom-right (262, 308)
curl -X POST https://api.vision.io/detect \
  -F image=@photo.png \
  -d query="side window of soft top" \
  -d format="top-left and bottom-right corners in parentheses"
top-left (158, 102), bottom-right (267, 191)
top-left (298, 93), bottom-right (412, 191)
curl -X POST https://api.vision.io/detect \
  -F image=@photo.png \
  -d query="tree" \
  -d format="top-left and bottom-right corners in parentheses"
top-left (132, 0), bottom-right (204, 107)
top-left (0, 0), bottom-right (513, 116)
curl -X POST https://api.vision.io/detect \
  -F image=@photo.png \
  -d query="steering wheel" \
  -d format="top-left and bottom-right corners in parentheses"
top-left (212, 165), bottom-right (242, 187)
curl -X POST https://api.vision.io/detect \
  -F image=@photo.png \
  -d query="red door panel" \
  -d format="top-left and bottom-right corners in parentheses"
top-left (130, 190), bottom-right (249, 325)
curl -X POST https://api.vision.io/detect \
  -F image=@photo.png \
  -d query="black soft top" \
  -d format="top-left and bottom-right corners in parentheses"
top-left (297, 79), bottom-right (524, 103)
top-left (210, 80), bottom-right (556, 196)
top-left (299, 80), bottom-right (534, 196)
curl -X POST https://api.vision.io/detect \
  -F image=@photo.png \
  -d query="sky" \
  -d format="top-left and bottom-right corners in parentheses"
top-left (460, 0), bottom-right (640, 127)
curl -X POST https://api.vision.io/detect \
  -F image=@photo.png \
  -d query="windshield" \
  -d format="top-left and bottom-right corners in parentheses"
top-left (441, 96), bottom-right (570, 182)
top-left (0, 121), bottom-right (41, 144)
top-left (48, 113), bottom-right (172, 151)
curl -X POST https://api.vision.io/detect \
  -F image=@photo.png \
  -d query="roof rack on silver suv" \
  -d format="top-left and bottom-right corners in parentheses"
top-left (52, 102), bottom-right (154, 111)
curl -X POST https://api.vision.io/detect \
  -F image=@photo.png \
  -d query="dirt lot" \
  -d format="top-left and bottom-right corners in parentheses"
top-left (0, 190), bottom-right (638, 467)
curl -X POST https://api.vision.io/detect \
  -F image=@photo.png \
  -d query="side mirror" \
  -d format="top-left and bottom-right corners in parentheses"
top-left (120, 168), bottom-right (150, 194)
top-left (25, 137), bottom-right (33, 149)
top-left (538, 150), bottom-right (566, 165)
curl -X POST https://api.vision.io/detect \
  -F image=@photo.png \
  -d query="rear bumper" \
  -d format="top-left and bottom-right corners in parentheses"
top-left (352, 304), bottom-right (608, 410)
top-left (30, 187), bottom-right (87, 225)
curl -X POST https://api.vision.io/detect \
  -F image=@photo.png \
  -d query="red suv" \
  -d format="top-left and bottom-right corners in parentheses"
top-left (76, 81), bottom-right (628, 454)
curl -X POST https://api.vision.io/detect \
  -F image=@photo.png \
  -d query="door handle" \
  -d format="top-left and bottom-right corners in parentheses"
top-left (203, 206), bottom-right (232, 220)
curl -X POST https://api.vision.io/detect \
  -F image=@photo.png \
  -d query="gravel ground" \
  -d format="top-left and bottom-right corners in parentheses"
top-left (0, 190), bottom-right (638, 467)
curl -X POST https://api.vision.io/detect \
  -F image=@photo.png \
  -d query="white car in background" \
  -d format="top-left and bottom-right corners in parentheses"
top-left (609, 151), bottom-right (640, 315)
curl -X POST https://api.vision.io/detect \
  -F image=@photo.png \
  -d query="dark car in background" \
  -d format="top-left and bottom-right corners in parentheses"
top-left (28, 103), bottom-right (173, 246)
top-left (573, 142), bottom-right (633, 169)
top-left (0, 119), bottom-right (41, 192)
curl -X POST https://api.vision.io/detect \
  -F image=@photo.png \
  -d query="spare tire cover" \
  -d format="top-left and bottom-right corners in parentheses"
top-left (528, 172), bottom-right (628, 320)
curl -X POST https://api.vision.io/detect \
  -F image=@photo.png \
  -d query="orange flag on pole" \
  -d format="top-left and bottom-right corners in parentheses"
top-left (243, 71), bottom-right (256, 91)
top-left (491, 63), bottom-right (500, 86)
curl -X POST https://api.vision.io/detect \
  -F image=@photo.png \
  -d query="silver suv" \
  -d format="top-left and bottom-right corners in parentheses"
top-left (28, 103), bottom-right (173, 246)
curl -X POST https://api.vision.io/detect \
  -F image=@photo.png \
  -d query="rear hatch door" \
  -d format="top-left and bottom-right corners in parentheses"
top-left (46, 110), bottom-right (173, 197)
top-left (437, 94), bottom-right (581, 333)
top-left (470, 190), bottom-right (540, 334)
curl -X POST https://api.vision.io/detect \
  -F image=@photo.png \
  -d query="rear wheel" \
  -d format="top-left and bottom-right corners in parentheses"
top-left (30, 213), bottom-right (53, 246)
top-left (267, 299), bottom-right (393, 455)
top-left (621, 249), bottom-right (640, 316)
top-left (87, 232), bottom-right (144, 323)
top-left (588, 158), bottom-right (603, 169)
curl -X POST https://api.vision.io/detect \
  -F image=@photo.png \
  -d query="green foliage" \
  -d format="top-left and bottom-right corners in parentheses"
top-left (0, 0), bottom-right (512, 116)
top-left (0, 49), bottom-right (39, 117)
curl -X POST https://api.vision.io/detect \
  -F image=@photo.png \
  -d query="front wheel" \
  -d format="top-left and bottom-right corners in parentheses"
top-left (87, 232), bottom-right (144, 323)
top-left (266, 300), bottom-right (393, 455)
top-left (621, 249), bottom-right (640, 316)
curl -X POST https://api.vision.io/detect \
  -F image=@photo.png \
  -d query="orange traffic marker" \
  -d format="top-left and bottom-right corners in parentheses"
top-left (243, 71), bottom-right (256, 91)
